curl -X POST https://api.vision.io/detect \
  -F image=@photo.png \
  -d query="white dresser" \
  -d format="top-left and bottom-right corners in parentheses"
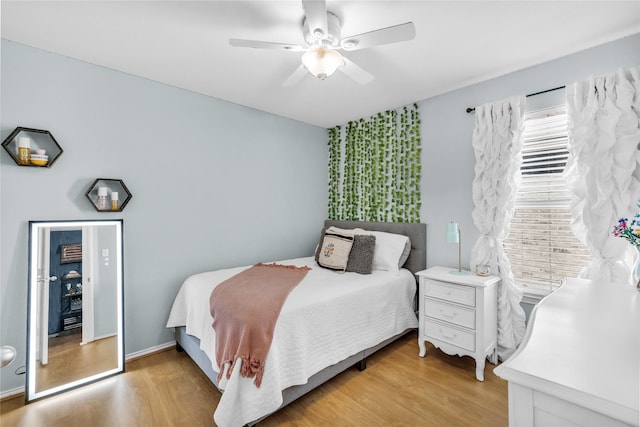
top-left (416, 266), bottom-right (499, 381)
top-left (494, 278), bottom-right (640, 427)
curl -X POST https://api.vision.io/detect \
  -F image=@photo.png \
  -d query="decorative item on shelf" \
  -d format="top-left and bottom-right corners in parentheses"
top-left (85, 178), bottom-right (132, 212)
top-left (17, 136), bottom-right (31, 165)
top-left (70, 297), bottom-right (82, 311)
top-left (111, 192), bottom-right (119, 211)
top-left (446, 221), bottom-right (469, 275)
top-left (1, 127), bottom-right (63, 167)
top-left (63, 270), bottom-right (81, 279)
top-left (30, 149), bottom-right (48, 166)
top-left (97, 187), bottom-right (108, 211)
top-left (612, 200), bottom-right (640, 292)
top-left (30, 156), bottom-right (48, 166)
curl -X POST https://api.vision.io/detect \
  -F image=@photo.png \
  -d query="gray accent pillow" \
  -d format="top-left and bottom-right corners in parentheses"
top-left (346, 235), bottom-right (376, 274)
top-left (315, 228), bottom-right (376, 274)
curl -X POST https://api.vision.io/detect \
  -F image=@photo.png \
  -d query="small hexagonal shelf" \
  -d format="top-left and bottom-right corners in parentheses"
top-left (85, 178), bottom-right (132, 212)
top-left (1, 127), bottom-right (63, 167)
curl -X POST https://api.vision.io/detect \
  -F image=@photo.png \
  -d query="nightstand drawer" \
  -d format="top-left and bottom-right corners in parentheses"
top-left (424, 320), bottom-right (475, 352)
top-left (424, 298), bottom-right (475, 329)
top-left (424, 279), bottom-right (476, 307)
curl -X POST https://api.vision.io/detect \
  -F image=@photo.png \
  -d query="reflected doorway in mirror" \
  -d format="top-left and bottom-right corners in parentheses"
top-left (26, 219), bottom-right (124, 403)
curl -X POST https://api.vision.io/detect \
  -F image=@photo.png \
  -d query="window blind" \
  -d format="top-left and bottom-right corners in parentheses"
top-left (504, 106), bottom-right (591, 292)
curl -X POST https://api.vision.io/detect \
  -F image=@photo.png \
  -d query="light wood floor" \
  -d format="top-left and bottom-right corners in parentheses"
top-left (36, 334), bottom-right (118, 392)
top-left (1, 331), bottom-right (507, 426)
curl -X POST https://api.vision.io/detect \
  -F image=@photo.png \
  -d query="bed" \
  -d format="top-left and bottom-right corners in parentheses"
top-left (166, 220), bottom-right (427, 426)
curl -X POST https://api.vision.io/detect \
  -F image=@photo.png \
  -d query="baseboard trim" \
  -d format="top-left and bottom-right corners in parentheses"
top-left (0, 341), bottom-right (177, 400)
top-left (125, 341), bottom-right (175, 361)
top-left (0, 386), bottom-right (24, 401)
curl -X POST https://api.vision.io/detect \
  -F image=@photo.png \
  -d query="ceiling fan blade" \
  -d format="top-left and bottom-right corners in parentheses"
top-left (340, 58), bottom-right (374, 85)
top-left (341, 22), bottom-right (416, 51)
top-left (302, 0), bottom-right (328, 41)
top-left (229, 38), bottom-right (305, 52)
top-left (282, 64), bottom-right (308, 87)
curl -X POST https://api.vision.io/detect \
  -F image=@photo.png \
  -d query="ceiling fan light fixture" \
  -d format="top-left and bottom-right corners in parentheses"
top-left (301, 47), bottom-right (344, 79)
top-left (342, 39), bottom-right (358, 49)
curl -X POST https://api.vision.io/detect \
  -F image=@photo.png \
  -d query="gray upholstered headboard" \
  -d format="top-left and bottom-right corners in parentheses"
top-left (323, 220), bottom-right (427, 278)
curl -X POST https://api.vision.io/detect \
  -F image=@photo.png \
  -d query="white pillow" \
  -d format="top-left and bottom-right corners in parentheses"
top-left (326, 226), bottom-right (356, 237)
top-left (369, 230), bottom-right (410, 273)
top-left (326, 226), bottom-right (372, 237)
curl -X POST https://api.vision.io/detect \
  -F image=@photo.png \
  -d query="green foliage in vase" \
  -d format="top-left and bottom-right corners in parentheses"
top-left (327, 103), bottom-right (422, 223)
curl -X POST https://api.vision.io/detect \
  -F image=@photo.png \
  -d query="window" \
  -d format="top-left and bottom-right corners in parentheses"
top-left (504, 106), bottom-right (591, 294)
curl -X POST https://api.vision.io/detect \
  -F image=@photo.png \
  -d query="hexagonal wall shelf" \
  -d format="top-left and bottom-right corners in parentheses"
top-left (1, 127), bottom-right (63, 167)
top-left (85, 178), bottom-right (133, 212)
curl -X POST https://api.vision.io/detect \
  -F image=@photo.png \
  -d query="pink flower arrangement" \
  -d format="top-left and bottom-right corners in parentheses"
top-left (612, 202), bottom-right (640, 248)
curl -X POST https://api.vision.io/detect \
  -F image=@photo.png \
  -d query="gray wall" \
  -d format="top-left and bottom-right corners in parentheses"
top-left (420, 33), bottom-right (640, 272)
top-left (0, 40), bottom-right (328, 393)
top-left (93, 223), bottom-right (118, 339)
top-left (2, 33), bottom-right (639, 395)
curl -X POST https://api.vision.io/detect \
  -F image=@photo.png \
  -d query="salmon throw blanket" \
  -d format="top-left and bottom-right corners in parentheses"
top-left (210, 263), bottom-right (311, 387)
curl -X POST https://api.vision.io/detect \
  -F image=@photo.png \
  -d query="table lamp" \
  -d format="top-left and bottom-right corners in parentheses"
top-left (446, 222), bottom-right (468, 274)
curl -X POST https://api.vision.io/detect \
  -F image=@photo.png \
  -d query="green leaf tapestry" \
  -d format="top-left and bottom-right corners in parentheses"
top-left (327, 103), bottom-right (421, 223)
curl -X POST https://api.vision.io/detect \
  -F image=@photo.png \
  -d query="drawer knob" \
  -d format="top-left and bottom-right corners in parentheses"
top-left (440, 329), bottom-right (457, 339)
top-left (440, 308), bottom-right (457, 318)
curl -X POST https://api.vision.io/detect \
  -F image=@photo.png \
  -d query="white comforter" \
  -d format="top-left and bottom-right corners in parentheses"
top-left (166, 257), bottom-right (418, 426)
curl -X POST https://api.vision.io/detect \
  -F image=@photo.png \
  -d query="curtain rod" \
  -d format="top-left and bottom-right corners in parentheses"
top-left (465, 85), bottom-right (566, 114)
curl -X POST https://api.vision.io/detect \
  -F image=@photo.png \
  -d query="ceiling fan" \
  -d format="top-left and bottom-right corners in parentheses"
top-left (229, 0), bottom-right (416, 86)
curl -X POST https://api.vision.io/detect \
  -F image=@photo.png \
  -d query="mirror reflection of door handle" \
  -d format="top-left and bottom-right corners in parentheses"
top-left (48, 276), bottom-right (58, 282)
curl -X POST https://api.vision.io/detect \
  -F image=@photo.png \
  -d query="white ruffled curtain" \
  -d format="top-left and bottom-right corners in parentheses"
top-left (565, 66), bottom-right (640, 283)
top-left (470, 96), bottom-right (527, 361)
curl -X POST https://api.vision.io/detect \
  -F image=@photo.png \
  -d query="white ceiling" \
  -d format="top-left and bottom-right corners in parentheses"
top-left (1, 1), bottom-right (639, 128)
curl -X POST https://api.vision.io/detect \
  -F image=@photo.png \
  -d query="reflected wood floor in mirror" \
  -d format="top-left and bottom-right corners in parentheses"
top-left (35, 334), bottom-right (118, 392)
top-left (1, 331), bottom-right (507, 426)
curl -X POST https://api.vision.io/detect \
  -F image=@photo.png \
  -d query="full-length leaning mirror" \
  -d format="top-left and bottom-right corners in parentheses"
top-left (26, 219), bottom-right (124, 402)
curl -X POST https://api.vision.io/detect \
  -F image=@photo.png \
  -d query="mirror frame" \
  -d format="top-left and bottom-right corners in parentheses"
top-left (26, 219), bottom-right (124, 402)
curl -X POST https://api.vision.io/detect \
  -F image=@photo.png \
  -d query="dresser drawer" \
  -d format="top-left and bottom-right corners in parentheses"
top-left (424, 279), bottom-right (476, 307)
top-left (424, 298), bottom-right (476, 329)
top-left (424, 320), bottom-right (475, 352)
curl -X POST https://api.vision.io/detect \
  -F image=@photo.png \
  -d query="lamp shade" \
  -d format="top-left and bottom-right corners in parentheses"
top-left (0, 346), bottom-right (16, 368)
top-left (446, 222), bottom-right (459, 243)
top-left (301, 47), bottom-right (344, 79)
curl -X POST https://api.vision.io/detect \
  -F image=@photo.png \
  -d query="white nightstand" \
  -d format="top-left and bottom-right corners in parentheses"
top-left (416, 266), bottom-right (499, 381)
